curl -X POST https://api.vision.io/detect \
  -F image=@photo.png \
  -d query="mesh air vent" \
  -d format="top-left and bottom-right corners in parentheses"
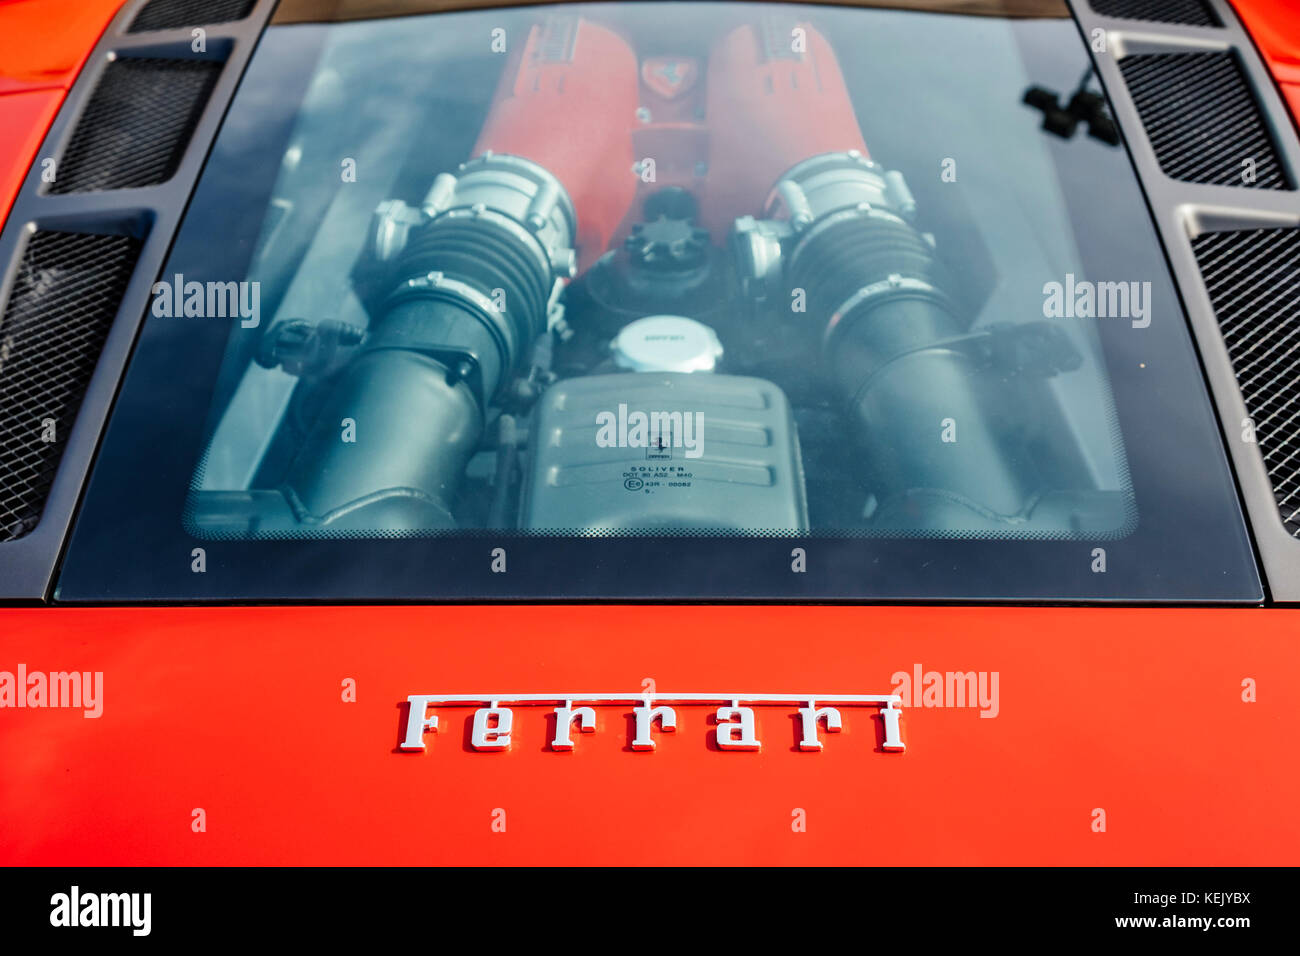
top-left (1089, 0), bottom-right (1221, 27)
top-left (1192, 227), bottom-right (1300, 535)
top-left (0, 231), bottom-right (142, 542)
top-left (129, 0), bottom-right (257, 32)
top-left (1119, 52), bottom-right (1289, 190)
top-left (49, 58), bottom-right (222, 194)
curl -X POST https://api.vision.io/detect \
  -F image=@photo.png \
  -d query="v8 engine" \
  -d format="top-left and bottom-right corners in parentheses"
top-left (197, 11), bottom-right (1121, 538)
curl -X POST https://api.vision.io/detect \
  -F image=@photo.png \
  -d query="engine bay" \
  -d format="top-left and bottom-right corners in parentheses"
top-left (187, 6), bottom-right (1133, 538)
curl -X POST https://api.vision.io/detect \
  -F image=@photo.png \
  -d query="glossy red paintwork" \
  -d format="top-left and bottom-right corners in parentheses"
top-left (0, 89), bottom-right (60, 223)
top-left (0, 0), bottom-right (125, 222)
top-left (1, 606), bottom-right (1297, 865)
top-left (0, 0), bottom-right (124, 95)
top-left (1232, 0), bottom-right (1300, 125)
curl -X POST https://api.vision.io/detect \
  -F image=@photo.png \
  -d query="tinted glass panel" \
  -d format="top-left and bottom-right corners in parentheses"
top-left (56, 2), bottom-right (1261, 601)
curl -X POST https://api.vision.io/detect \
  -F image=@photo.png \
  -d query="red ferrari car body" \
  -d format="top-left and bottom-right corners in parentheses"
top-left (1, 0), bottom-right (1299, 867)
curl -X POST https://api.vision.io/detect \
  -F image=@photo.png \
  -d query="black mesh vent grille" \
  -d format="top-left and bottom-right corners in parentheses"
top-left (1119, 52), bottom-right (1289, 190)
top-left (1192, 227), bottom-right (1300, 536)
top-left (49, 58), bottom-right (221, 194)
top-left (1089, 0), bottom-right (1221, 26)
top-left (129, 0), bottom-right (256, 32)
top-left (0, 231), bottom-right (141, 542)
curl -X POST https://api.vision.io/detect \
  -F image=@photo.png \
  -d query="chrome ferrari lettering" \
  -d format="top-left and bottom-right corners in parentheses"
top-left (715, 701), bottom-right (760, 750)
top-left (632, 698), bottom-right (677, 751)
top-left (798, 701), bottom-right (842, 751)
top-left (400, 695), bottom-right (440, 750)
top-left (551, 700), bottom-right (597, 750)
top-left (399, 693), bottom-right (905, 754)
top-left (470, 703), bottom-right (512, 751)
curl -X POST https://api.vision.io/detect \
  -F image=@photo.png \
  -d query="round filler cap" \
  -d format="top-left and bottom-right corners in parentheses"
top-left (611, 315), bottom-right (723, 373)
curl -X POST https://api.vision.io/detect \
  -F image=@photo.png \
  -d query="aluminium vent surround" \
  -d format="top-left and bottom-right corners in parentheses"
top-left (1086, 0), bottom-right (1300, 599)
top-left (0, 0), bottom-right (275, 600)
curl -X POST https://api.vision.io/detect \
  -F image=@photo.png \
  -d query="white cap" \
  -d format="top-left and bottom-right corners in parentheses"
top-left (611, 315), bottom-right (724, 373)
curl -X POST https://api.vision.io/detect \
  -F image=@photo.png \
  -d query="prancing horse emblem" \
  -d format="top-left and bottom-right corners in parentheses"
top-left (641, 57), bottom-right (699, 100)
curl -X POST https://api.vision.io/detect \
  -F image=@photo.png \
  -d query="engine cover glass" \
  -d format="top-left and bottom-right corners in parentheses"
top-left (56, 2), bottom-right (1261, 602)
